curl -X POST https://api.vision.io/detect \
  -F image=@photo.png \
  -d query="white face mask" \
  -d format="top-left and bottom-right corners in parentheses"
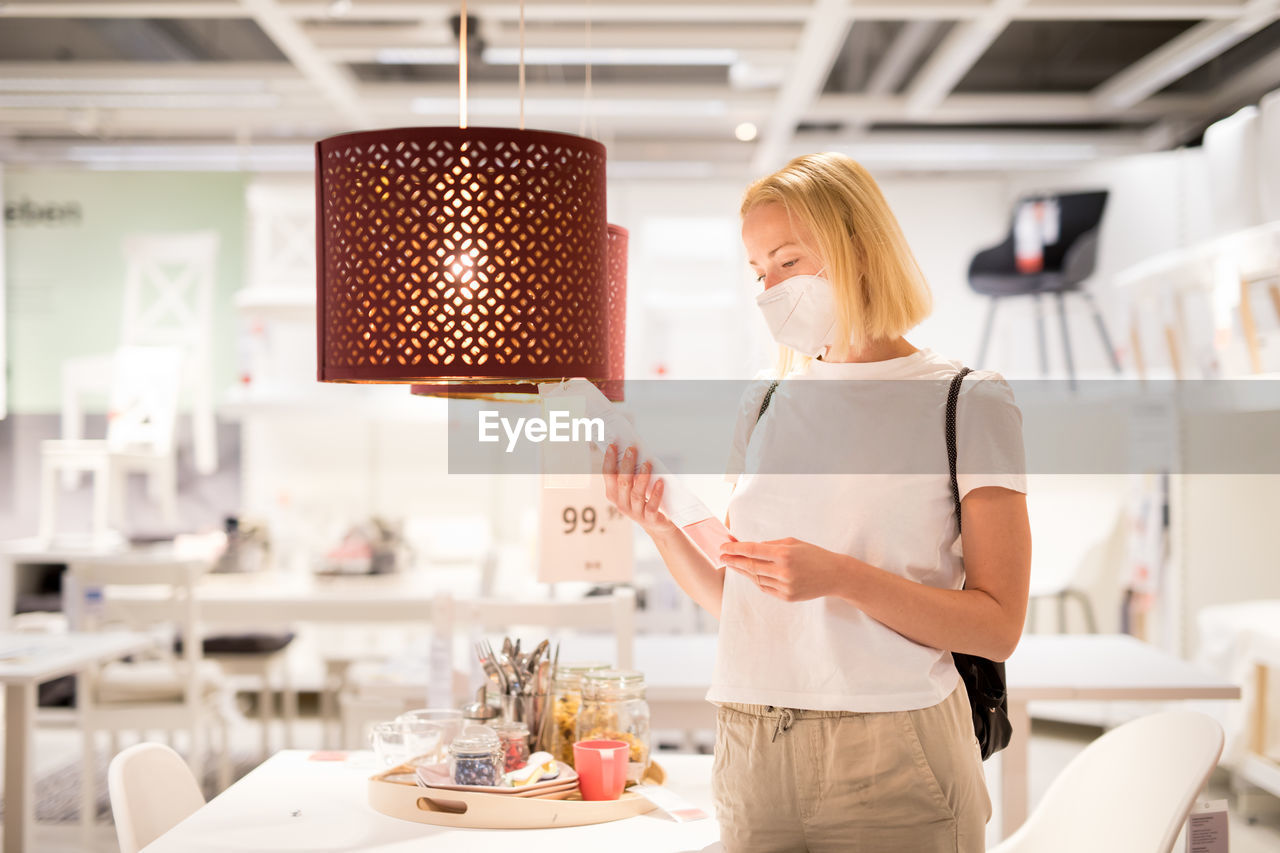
top-left (754, 272), bottom-right (837, 357)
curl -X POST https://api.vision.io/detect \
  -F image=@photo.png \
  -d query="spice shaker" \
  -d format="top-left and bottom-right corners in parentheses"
top-left (461, 685), bottom-right (501, 726)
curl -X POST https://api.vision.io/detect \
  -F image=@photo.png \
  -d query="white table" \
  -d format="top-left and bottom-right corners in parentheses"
top-left (142, 750), bottom-right (720, 853)
top-left (1, 542), bottom-right (451, 629)
top-left (0, 630), bottom-right (156, 853)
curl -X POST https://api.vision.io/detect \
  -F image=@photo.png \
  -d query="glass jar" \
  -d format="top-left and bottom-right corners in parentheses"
top-left (548, 661), bottom-right (609, 766)
top-left (447, 725), bottom-right (503, 786)
top-left (493, 721), bottom-right (530, 773)
top-left (574, 669), bottom-right (650, 782)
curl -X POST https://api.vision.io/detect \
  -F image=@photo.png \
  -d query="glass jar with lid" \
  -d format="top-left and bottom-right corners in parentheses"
top-left (492, 720), bottom-right (530, 773)
top-left (548, 661), bottom-right (609, 765)
top-left (447, 724), bottom-right (503, 786)
top-left (574, 669), bottom-right (650, 782)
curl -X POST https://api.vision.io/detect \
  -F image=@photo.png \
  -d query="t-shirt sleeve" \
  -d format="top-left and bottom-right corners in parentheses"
top-left (724, 374), bottom-right (775, 484)
top-left (955, 371), bottom-right (1027, 500)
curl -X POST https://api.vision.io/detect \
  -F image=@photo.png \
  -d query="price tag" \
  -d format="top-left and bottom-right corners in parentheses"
top-left (538, 449), bottom-right (634, 583)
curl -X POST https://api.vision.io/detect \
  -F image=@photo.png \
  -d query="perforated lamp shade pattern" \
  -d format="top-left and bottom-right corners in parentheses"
top-left (315, 126), bottom-right (610, 386)
top-left (410, 223), bottom-right (628, 401)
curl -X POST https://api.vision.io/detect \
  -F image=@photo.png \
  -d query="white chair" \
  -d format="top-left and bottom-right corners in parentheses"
top-left (1025, 485), bottom-right (1124, 634)
top-left (68, 557), bottom-right (233, 846)
top-left (40, 345), bottom-right (184, 545)
top-left (991, 710), bottom-right (1224, 853)
top-left (108, 742), bottom-right (205, 853)
top-left (58, 231), bottom-right (220, 481)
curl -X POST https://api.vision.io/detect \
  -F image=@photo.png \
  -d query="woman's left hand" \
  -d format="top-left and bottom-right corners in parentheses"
top-left (719, 538), bottom-right (849, 602)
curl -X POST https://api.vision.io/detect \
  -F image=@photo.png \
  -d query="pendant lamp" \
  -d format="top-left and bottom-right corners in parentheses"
top-left (315, 3), bottom-right (616, 395)
top-left (411, 222), bottom-right (628, 401)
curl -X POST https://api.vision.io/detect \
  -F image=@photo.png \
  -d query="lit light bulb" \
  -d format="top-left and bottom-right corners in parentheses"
top-left (734, 122), bottom-right (758, 142)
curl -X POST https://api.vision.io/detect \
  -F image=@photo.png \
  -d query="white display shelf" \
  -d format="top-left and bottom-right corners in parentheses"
top-left (234, 288), bottom-right (316, 322)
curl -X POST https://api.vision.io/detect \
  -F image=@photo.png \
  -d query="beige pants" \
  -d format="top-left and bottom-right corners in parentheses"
top-left (711, 683), bottom-right (991, 853)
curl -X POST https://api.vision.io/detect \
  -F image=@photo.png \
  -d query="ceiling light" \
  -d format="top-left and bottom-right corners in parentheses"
top-left (410, 97), bottom-right (725, 117)
top-left (483, 47), bottom-right (737, 66)
top-left (327, 0), bottom-right (352, 17)
top-left (316, 0), bottom-right (621, 398)
top-left (375, 47), bottom-right (459, 65)
top-left (735, 122), bottom-right (758, 142)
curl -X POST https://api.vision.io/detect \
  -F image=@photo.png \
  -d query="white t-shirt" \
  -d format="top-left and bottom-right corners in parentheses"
top-left (707, 348), bottom-right (1027, 712)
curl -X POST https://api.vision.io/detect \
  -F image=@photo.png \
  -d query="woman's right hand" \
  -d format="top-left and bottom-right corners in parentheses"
top-left (602, 444), bottom-right (678, 538)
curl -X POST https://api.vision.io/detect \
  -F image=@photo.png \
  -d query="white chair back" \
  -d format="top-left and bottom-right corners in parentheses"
top-left (104, 345), bottom-right (184, 455)
top-left (992, 710), bottom-right (1224, 853)
top-left (119, 230), bottom-right (220, 474)
top-left (69, 558), bottom-right (208, 707)
top-left (108, 742), bottom-right (205, 853)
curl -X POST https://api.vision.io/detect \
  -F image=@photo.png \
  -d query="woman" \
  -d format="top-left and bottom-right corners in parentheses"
top-left (603, 152), bottom-right (1030, 852)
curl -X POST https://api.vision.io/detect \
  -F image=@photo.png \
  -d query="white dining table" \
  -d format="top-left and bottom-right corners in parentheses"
top-left (0, 630), bottom-right (157, 853)
top-left (141, 750), bottom-right (721, 853)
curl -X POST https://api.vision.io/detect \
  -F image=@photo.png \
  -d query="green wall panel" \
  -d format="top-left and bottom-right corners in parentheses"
top-left (3, 169), bottom-right (249, 413)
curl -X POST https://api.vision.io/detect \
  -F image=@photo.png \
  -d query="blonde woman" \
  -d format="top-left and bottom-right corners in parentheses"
top-left (603, 152), bottom-right (1030, 852)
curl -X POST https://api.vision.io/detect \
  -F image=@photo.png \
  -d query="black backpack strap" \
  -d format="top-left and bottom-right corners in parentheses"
top-left (756, 380), bottom-right (779, 425)
top-left (947, 367), bottom-right (972, 534)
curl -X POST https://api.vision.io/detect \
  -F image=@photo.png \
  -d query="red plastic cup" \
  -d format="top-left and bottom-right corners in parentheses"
top-left (572, 739), bottom-right (629, 801)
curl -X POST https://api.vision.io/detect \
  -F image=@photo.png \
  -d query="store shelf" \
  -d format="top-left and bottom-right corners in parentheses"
top-left (234, 288), bottom-right (315, 322)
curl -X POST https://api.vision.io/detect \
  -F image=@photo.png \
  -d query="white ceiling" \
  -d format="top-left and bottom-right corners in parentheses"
top-left (1, 0), bottom-right (1278, 175)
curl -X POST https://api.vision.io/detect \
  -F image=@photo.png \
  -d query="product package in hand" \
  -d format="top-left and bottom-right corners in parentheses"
top-left (539, 379), bottom-right (735, 570)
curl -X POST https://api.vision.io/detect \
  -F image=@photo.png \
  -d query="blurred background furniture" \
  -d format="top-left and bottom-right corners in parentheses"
top-left (108, 742), bottom-right (206, 853)
top-left (1116, 97), bottom-right (1280, 379)
top-left (1, 629), bottom-right (157, 853)
top-left (989, 710), bottom-right (1223, 853)
top-left (39, 345), bottom-right (184, 546)
top-left (969, 190), bottom-right (1119, 385)
top-left (67, 555), bottom-right (233, 846)
top-left (1024, 486), bottom-right (1126, 634)
top-left (1000, 634), bottom-right (1239, 841)
top-left (53, 231), bottom-right (220, 490)
top-left (1195, 600), bottom-right (1280, 817)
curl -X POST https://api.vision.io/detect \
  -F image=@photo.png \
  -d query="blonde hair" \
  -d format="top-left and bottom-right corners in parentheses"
top-left (741, 152), bottom-right (932, 373)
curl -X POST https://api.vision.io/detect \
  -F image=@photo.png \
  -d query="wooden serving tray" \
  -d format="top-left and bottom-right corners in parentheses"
top-left (368, 760), bottom-right (666, 829)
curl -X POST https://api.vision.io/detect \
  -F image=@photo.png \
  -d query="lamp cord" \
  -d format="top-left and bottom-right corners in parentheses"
top-left (580, 0), bottom-right (595, 139)
top-left (519, 0), bottom-right (525, 130)
top-left (459, 0), bottom-right (468, 129)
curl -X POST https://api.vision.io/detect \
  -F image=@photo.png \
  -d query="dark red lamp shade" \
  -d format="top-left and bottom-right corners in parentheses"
top-left (410, 223), bottom-right (628, 402)
top-left (315, 126), bottom-right (611, 390)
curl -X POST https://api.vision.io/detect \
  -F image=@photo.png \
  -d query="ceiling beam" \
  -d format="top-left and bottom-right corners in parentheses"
top-left (865, 20), bottom-right (942, 97)
top-left (0, 62), bottom-right (305, 85)
top-left (0, 0), bottom-right (1252, 20)
top-left (751, 0), bottom-right (853, 173)
top-left (1092, 0), bottom-right (1280, 110)
top-left (904, 0), bottom-right (1026, 118)
top-left (809, 92), bottom-right (1214, 123)
top-left (1208, 32), bottom-right (1280, 111)
top-left (238, 0), bottom-right (372, 128)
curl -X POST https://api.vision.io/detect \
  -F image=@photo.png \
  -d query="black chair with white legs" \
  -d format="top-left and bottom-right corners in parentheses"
top-left (969, 190), bottom-right (1121, 387)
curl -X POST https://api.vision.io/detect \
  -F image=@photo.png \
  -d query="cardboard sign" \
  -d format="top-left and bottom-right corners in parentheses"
top-left (537, 453), bottom-right (634, 583)
top-left (1185, 799), bottom-right (1228, 853)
